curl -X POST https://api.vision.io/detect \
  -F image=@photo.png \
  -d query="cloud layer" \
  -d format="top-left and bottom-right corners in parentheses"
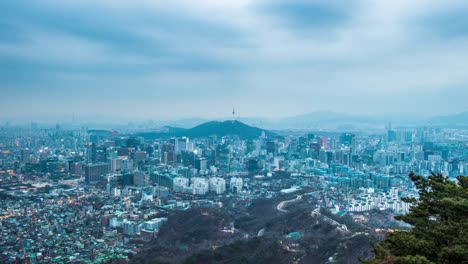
top-left (1, 0), bottom-right (468, 120)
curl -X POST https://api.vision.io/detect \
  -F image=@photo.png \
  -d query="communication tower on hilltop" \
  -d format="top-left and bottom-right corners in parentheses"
top-left (232, 105), bottom-right (236, 123)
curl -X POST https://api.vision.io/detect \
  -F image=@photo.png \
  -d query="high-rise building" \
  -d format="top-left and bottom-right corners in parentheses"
top-left (230, 177), bottom-right (243, 193)
top-left (120, 158), bottom-right (133, 172)
top-left (108, 158), bottom-right (121, 172)
top-left (266, 141), bottom-right (276, 156)
top-left (70, 162), bottom-right (85, 176)
top-left (85, 163), bottom-right (109, 183)
top-left (195, 158), bottom-right (207, 173)
top-left (176, 138), bottom-right (188, 153)
top-left (21, 149), bottom-right (30, 163)
top-left (133, 171), bottom-right (150, 187)
top-left (191, 177), bottom-right (209, 195)
top-left (209, 177), bottom-right (226, 194)
top-left (132, 150), bottom-right (147, 169)
top-left (87, 144), bottom-right (107, 163)
top-left (173, 177), bottom-right (189, 192)
top-left (122, 220), bottom-right (140, 235)
top-left (162, 143), bottom-right (176, 165)
top-left (310, 142), bottom-right (321, 158)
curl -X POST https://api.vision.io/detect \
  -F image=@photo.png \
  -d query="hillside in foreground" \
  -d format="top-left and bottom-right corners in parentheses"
top-left (131, 195), bottom-right (375, 264)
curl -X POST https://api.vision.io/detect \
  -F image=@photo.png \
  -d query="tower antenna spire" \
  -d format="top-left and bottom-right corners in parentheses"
top-left (232, 105), bottom-right (236, 123)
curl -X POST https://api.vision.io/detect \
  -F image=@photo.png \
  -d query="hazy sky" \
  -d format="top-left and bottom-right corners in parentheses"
top-left (1, 0), bottom-right (468, 121)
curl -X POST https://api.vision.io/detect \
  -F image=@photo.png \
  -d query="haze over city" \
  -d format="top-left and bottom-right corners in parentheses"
top-left (1, 1), bottom-right (468, 264)
top-left (2, 0), bottom-right (468, 121)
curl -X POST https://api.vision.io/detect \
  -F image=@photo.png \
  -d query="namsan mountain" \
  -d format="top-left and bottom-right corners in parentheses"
top-left (137, 120), bottom-right (276, 140)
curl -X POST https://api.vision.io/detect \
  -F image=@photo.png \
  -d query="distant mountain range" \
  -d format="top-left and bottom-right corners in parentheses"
top-left (160, 111), bottom-right (468, 131)
top-left (136, 120), bottom-right (276, 140)
top-left (428, 112), bottom-right (468, 126)
top-left (5, 111), bottom-right (467, 131)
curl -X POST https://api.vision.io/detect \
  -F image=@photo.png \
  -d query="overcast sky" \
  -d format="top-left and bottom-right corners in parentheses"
top-left (1, 0), bottom-right (468, 121)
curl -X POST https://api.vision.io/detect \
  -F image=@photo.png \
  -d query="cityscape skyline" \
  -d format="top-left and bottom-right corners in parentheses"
top-left (1, 105), bottom-right (466, 263)
top-left (2, 0), bottom-right (468, 119)
top-left (1, 1), bottom-right (466, 263)
top-left (1, 1), bottom-right (468, 263)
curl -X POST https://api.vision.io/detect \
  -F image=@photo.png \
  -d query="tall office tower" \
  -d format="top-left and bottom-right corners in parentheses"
top-left (86, 143), bottom-right (93, 163)
top-left (87, 143), bottom-right (107, 163)
top-left (106, 177), bottom-right (111, 194)
top-left (132, 150), bottom-right (147, 168)
top-left (310, 142), bottom-right (321, 158)
top-left (94, 145), bottom-right (108, 163)
top-left (298, 137), bottom-right (308, 152)
top-left (21, 149), bottom-right (30, 163)
top-left (85, 163), bottom-right (109, 183)
top-left (195, 158), bottom-right (208, 173)
top-left (288, 139), bottom-right (298, 155)
top-left (108, 158), bottom-right (121, 172)
top-left (266, 141), bottom-right (276, 156)
top-left (351, 137), bottom-right (357, 154)
top-left (169, 138), bottom-right (178, 154)
top-left (176, 137), bottom-right (188, 153)
top-left (216, 144), bottom-right (230, 172)
top-left (186, 141), bottom-right (194, 152)
top-left (162, 143), bottom-right (176, 165)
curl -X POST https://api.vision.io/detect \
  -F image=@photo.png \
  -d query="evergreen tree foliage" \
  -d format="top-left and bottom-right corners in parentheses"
top-left (363, 172), bottom-right (468, 264)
